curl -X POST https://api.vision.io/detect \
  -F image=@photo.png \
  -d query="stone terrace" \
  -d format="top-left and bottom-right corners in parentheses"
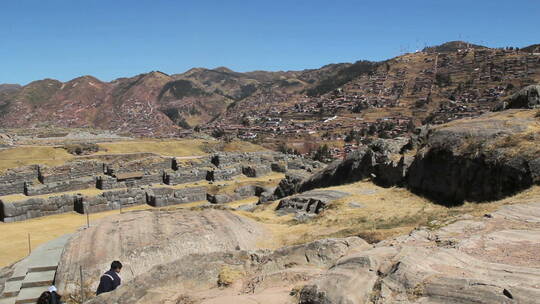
top-left (0, 152), bottom-right (322, 222)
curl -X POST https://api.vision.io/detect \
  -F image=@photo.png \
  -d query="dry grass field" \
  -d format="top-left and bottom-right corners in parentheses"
top-left (96, 139), bottom-right (211, 156)
top-left (0, 138), bottom-right (268, 173)
top-left (0, 205), bottom-right (154, 267)
top-left (0, 146), bottom-right (74, 173)
top-left (237, 182), bottom-right (540, 249)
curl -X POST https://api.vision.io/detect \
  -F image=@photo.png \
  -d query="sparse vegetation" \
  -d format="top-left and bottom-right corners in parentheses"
top-left (217, 265), bottom-right (245, 287)
top-left (237, 182), bottom-right (540, 249)
top-left (61, 143), bottom-right (101, 155)
top-left (435, 72), bottom-right (452, 87)
top-left (307, 60), bottom-right (378, 96)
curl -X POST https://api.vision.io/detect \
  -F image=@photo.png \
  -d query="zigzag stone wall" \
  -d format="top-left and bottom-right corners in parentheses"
top-left (0, 165), bottom-right (38, 196)
top-left (1, 194), bottom-right (76, 222)
top-left (0, 152), bottom-right (322, 222)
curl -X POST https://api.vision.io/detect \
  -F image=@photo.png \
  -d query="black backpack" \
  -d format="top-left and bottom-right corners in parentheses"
top-left (49, 291), bottom-right (62, 304)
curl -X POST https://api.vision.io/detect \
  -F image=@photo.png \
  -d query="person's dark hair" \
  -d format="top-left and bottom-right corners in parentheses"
top-left (111, 260), bottom-right (123, 270)
top-left (37, 291), bottom-right (51, 304)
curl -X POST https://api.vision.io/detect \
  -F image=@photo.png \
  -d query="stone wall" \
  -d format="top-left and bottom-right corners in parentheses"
top-left (75, 189), bottom-right (147, 214)
top-left (25, 176), bottom-right (96, 196)
top-left (105, 156), bottom-right (173, 175)
top-left (38, 161), bottom-right (103, 183)
top-left (0, 151), bottom-right (319, 222)
top-left (207, 166), bottom-right (243, 181)
top-left (146, 186), bottom-right (207, 207)
top-left (0, 165), bottom-right (38, 196)
top-left (163, 169), bottom-right (206, 185)
top-left (0, 194), bottom-right (75, 222)
top-left (242, 164), bottom-right (272, 178)
top-left (96, 173), bottom-right (163, 190)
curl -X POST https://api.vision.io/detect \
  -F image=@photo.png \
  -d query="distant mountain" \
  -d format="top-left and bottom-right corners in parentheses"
top-left (521, 43), bottom-right (540, 53)
top-left (0, 41), bottom-right (538, 137)
top-left (422, 41), bottom-right (487, 53)
top-left (0, 64), bottom-right (351, 136)
top-left (0, 84), bottom-right (21, 93)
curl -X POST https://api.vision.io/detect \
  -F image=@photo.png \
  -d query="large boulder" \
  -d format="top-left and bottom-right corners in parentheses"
top-left (272, 137), bottom-right (412, 200)
top-left (276, 190), bottom-right (349, 215)
top-left (407, 110), bottom-right (539, 204)
top-left (300, 200), bottom-right (540, 304)
top-left (85, 237), bottom-right (369, 304)
top-left (494, 84), bottom-right (540, 110)
top-left (271, 172), bottom-right (309, 200)
top-left (55, 208), bottom-right (266, 295)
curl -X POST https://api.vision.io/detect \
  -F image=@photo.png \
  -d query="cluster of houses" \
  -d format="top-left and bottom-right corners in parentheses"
top-left (198, 47), bottom-right (539, 160)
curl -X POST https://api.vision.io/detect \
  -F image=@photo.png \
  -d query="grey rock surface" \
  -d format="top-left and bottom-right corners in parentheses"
top-left (494, 84), bottom-right (540, 110)
top-left (276, 190), bottom-right (349, 215)
top-left (299, 200), bottom-right (540, 304)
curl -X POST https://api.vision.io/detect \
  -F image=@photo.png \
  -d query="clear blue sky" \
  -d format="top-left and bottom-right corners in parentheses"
top-left (1, 0), bottom-right (538, 85)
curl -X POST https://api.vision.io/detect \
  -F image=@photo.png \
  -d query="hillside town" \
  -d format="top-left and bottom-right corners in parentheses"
top-left (200, 47), bottom-right (539, 159)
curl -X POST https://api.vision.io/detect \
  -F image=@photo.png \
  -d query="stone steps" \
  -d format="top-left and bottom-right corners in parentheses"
top-left (1, 280), bottom-right (22, 298)
top-left (21, 270), bottom-right (56, 288)
top-left (0, 235), bottom-right (71, 304)
top-left (0, 296), bottom-right (16, 304)
top-left (15, 286), bottom-right (47, 304)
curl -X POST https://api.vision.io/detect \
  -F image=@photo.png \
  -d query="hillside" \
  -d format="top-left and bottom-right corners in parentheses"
top-left (0, 41), bottom-right (539, 139)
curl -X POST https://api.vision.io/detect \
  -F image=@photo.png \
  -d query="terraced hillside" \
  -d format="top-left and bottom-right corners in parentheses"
top-left (1, 41), bottom-right (538, 140)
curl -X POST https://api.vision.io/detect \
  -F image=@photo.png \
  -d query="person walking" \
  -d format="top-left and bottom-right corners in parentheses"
top-left (96, 261), bottom-right (123, 295)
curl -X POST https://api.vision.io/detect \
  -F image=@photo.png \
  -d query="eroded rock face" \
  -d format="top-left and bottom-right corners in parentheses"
top-left (299, 201), bottom-right (540, 304)
top-left (271, 137), bottom-right (412, 201)
top-left (85, 237), bottom-right (370, 304)
top-left (55, 208), bottom-right (266, 295)
top-left (495, 84), bottom-right (540, 110)
top-left (276, 190), bottom-right (349, 215)
top-left (407, 110), bottom-right (539, 204)
top-left (272, 110), bottom-right (539, 206)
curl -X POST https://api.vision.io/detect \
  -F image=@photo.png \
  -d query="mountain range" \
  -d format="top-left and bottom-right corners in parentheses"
top-left (0, 41), bottom-right (539, 137)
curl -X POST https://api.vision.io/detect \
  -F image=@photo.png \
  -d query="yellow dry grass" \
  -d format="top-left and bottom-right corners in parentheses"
top-left (236, 182), bottom-right (540, 249)
top-left (0, 204), bottom-right (153, 268)
top-left (96, 139), bottom-right (211, 157)
top-left (0, 146), bottom-right (74, 173)
top-left (0, 188), bottom-right (105, 203)
top-left (0, 138), bottom-right (269, 173)
top-left (221, 140), bottom-right (269, 153)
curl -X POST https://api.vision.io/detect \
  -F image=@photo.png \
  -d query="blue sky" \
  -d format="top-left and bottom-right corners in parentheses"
top-left (1, 0), bottom-right (539, 85)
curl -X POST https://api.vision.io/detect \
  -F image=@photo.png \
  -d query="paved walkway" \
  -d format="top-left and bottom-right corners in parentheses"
top-left (0, 234), bottom-right (71, 304)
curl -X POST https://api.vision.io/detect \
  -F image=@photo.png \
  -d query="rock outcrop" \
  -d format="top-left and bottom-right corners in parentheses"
top-left (55, 208), bottom-right (267, 295)
top-left (276, 190), bottom-right (349, 215)
top-left (407, 110), bottom-right (539, 204)
top-left (84, 237), bottom-right (369, 304)
top-left (272, 137), bottom-right (412, 200)
top-left (494, 84), bottom-right (540, 110)
top-left (76, 197), bottom-right (540, 304)
top-left (299, 200), bottom-right (540, 304)
top-left (271, 109), bottom-right (539, 205)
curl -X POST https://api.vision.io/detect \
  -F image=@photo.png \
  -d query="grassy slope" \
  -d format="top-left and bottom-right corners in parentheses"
top-left (0, 146), bottom-right (74, 173)
top-left (236, 182), bottom-right (540, 248)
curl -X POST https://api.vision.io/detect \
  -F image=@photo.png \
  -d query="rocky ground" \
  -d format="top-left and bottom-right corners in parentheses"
top-left (1, 107), bottom-right (538, 303)
top-left (272, 109), bottom-right (539, 205)
top-left (55, 208), bottom-right (266, 296)
top-left (73, 192), bottom-right (540, 304)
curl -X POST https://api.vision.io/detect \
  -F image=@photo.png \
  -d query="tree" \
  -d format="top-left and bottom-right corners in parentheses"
top-left (212, 128), bottom-right (226, 138)
top-left (313, 144), bottom-right (332, 162)
top-left (435, 73), bottom-right (452, 87)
